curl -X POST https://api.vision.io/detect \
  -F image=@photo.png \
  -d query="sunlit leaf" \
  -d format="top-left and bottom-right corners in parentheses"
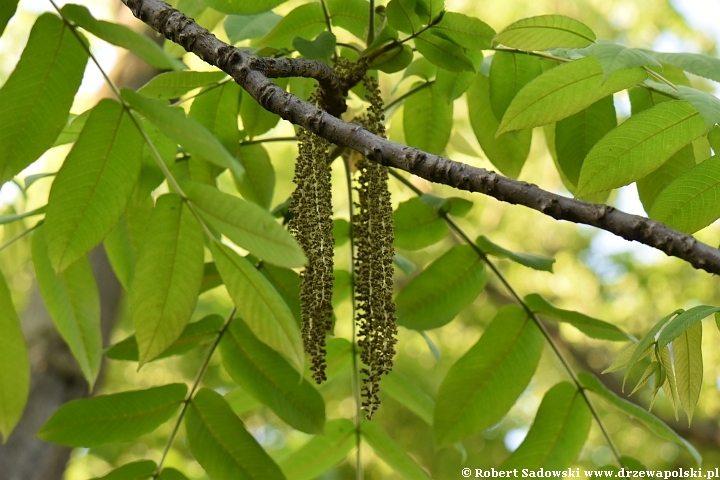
top-left (657, 305), bottom-right (719, 349)
top-left (225, 12), bottom-right (282, 43)
top-left (637, 145), bottom-right (695, 213)
top-left (121, 89), bottom-right (244, 181)
top-left (393, 197), bottom-right (448, 250)
top-left (0, 13), bottom-right (87, 184)
top-left (220, 319), bottom-right (325, 433)
top-left (203, 0), bottom-right (288, 15)
top-left (432, 12), bottom-right (494, 51)
top-left (477, 236), bottom-right (556, 272)
top-left (404, 82), bottom-right (453, 155)
top-left (602, 342), bottom-right (652, 374)
top-left (239, 78), bottom-right (288, 139)
top-left (259, 264), bottom-right (301, 324)
top-left (361, 421), bottom-right (431, 479)
top-left (650, 51), bottom-right (720, 84)
top-left (327, 0), bottom-right (368, 40)
top-left (497, 56), bottom-right (646, 135)
top-left (159, 468), bottom-right (190, 480)
top-left (130, 194), bottom-right (205, 365)
top-left (579, 372), bottom-right (701, 466)
top-left (675, 85), bottom-right (720, 131)
top-left (382, 371), bottom-right (435, 425)
top-left (501, 382), bottom-right (591, 469)
top-left (44, 100), bottom-right (143, 272)
top-left (586, 43), bottom-right (660, 80)
top-left (577, 101), bottom-right (704, 196)
top-left (493, 15), bottom-right (595, 50)
top-left (235, 144), bottom-right (276, 210)
top-left (415, 31), bottom-right (475, 72)
top-left (0, 269), bottom-right (29, 443)
top-left (279, 419), bottom-right (355, 480)
top-left (185, 182), bottom-right (305, 268)
top-left (524, 294), bottom-right (629, 341)
top-left (188, 80), bottom-right (241, 154)
top-left (434, 306), bottom-right (543, 446)
top-left (256, 3), bottom-right (325, 49)
top-left (396, 245), bottom-right (486, 330)
top-left (39, 384), bottom-right (186, 447)
top-left (670, 321), bottom-right (702, 425)
top-left (138, 71), bottom-right (227, 99)
top-left (489, 51), bottom-right (542, 121)
top-left (386, 0), bottom-right (422, 34)
top-left (33, 228), bottom-right (102, 388)
top-left (186, 388), bottom-right (285, 480)
top-left (623, 310), bottom-right (681, 388)
top-left (62, 4), bottom-right (183, 70)
top-left (466, 73), bottom-right (531, 178)
top-left (211, 242), bottom-right (304, 372)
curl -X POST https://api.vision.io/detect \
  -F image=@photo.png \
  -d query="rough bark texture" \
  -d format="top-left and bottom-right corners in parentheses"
top-left (120, 0), bottom-right (720, 276)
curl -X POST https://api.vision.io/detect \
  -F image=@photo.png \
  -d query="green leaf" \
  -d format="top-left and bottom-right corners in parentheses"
top-left (361, 421), bottom-right (431, 479)
top-left (159, 468), bottom-right (190, 480)
top-left (44, 100), bottom-right (143, 272)
top-left (434, 305), bottom-right (543, 447)
top-left (393, 198), bottom-right (448, 250)
top-left (501, 382), bottom-right (591, 469)
top-left (130, 194), bottom-right (205, 365)
top-left (525, 293), bottom-right (629, 341)
top-left (184, 182), bottom-right (305, 268)
top-left (332, 269), bottom-right (352, 307)
top-left (372, 44), bottom-right (414, 73)
top-left (466, 73), bottom-right (531, 178)
top-left (279, 419), bottom-right (355, 480)
top-left (650, 51), bottom-right (720, 84)
top-left (497, 56), bottom-right (646, 135)
top-left (402, 58), bottom-right (437, 82)
top-left (293, 32), bottom-right (336, 64)
top-left (332, 218), bottom-right (350, 247)
top-left (404, 82), bottom-right (453, 155)
top-left (220, 319), bottom-right (325, 433)
top-left (489, 51), bottom-right (543, 121)
top-left (53, 110), bottom-right (91, 147)
top-left (92, 461), bottom-right (157, 480)
top-left (211, 242), bottom-right (304, 372)
top-left (139, 71), bottom-right (227, 100)
top-left (579, 372), bottom-right (701, 466)
top-left (0, 0), bottom-right (18, 37)
top-left (0, 13), bottom-right (87, 185)
top-left (0, 205), bottom-right (45, 226)
top-left (657, 305), bottom-right (719, 349)
top-left (185, 388), bottom-right (285, 480)
top-left (327, 0), bottom-right (368, 39)
top-left (203, 0), bottom-right (288, 15)
top-left (419, 194), bottom-right (474, 217)
top-left (386, 0), bottom-right (422, 34)
top-left (434, 67), bottom-right (476, 104)
top-left (62, 5), bottom-right (183, 70)
top-left (256, 3), bottom-right (325, 49)
top-left (382, 371), bottom-right (434, 425)
top-left (396, 245), bottom-right (486, 330)
top-left (259, 264), bottom-right (301, 324)
top-left (432, 12), bottom-right (495, 51)
top-left (394, 253), bottom-right (417, 275)
top-left (225, 388), bottom-right (262, 416)
top-left (239, 78), bottom-right (288, 139)
top-left (477, 236), bottom-right (556, 273)
top-left (415, 31), bottom-right (475, 72)
top-left (657, 346), bottom-right (679, 419)
top-left (586, 43), bottom-right (660, 80)
top-left (675, 85), bottom-right (720, 131)
top-left (637, 144), bottom-right (695, 213)
top-left (225, 12), bottom-right (282, 43)
top-left (39, 384), bottom-right (186, 447)
top-left (649, 154), bottom-right (720, 233)
top-left (623, 310), bottom-right (681, 388)
top-left (0, 269), bottom-right (29, 443)
top-left (188, 80), bottom-right (241, 166)
top-left (33, 228), bottom-right (102, 388)
top-left (673, 323), bottom-right (703, 423)
top-left (602, 342), bottom-right (652, 374)
top-left (577, 101), bottom-right (705, 196)
top-left (493, 15), bottom-right (595, 51)
top-left (121, 89), bottom-right (244, 181)
top-left (105, 314), bottom-right (224, 362)
top-left (416, 0), bottom-right (444, 23)
top-left (555, 96), bottom-right (616, 188)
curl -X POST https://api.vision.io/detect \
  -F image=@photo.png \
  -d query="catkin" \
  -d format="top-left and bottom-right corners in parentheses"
top-left (289, 97), bottom-right (335, 384)
top-left (353, 74), bottom-right (397, 419)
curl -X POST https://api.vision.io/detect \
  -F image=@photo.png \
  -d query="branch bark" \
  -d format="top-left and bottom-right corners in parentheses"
top-left (121, 0), bottom-right (720, 276)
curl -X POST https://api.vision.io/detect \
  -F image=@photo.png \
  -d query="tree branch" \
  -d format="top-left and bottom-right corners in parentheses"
top-left (120, 0), bottom-right (720, 276)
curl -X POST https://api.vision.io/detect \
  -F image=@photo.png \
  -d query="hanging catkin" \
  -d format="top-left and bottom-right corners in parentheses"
top-left (289, 92), bottom-right (335, 384)
top-left (353, 74), bottom-right (397, 419)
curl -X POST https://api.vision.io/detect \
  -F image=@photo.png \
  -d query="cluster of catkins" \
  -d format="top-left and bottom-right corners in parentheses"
top-left (290, 62), bottom-right (396, 419)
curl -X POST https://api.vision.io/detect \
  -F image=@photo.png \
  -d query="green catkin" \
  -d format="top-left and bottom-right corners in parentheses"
top-left (353, 74), bottom-right (397, 419)
top-left (289, 94), bottom-right (335, 384)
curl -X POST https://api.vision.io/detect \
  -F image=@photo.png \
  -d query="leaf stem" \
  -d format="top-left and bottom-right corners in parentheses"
top-left (0, 221), bottom-right (42, 253)
top-left (152, 307), bottom-right (236, 478)
top-left (388, 169), bottom-right (624, 465)
top-left (320, 0), bottom-right (333, 33)
top-left (367, 0), bottom-right (375, 46)
top-left (343, 153), bottom-right (364, 480)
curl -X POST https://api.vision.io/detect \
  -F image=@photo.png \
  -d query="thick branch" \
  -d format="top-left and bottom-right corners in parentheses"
top-left (121, 0), bottom-right (720, 276)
